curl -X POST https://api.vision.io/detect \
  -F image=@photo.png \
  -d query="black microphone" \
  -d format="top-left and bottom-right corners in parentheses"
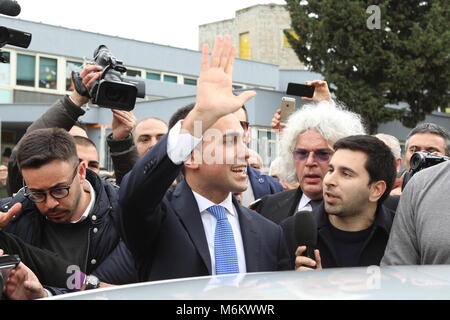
top-left (294, 210), bottom-right (318, 260)
top-left (0, 0), bottom-right (21, 16)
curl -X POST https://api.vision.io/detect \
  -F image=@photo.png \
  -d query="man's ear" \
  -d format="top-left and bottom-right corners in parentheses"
top-left (184, 154), bottom-right (199, 170)
top-left (369, 180), bottom-right (386, 203)
top-left (78, 161), bottom-right (88, 182)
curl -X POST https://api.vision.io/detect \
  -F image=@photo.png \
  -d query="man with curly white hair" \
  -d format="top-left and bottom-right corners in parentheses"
top-left (255, 87), bottom-right (366, 224)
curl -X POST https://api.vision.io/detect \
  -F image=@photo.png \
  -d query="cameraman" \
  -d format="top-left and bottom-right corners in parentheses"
top-left (404, 123), bottom-right (450, 171)
top-left (7, 64), bottom-right (139, 195)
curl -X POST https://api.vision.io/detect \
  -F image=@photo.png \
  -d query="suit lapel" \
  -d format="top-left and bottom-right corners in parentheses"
top-left (234, 197), bottom-right (260, 272)
top-left (171, 181), bottom-right (212, 274)
top-left (248, 166), bottom-right (269, 200)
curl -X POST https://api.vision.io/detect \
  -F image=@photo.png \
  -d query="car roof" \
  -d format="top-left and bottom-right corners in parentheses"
top-left (45, 265), bottom-right (450, 300)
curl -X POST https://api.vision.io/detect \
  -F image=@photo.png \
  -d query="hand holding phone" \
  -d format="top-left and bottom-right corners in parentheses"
top-left (0, 254), bottom-right (20, 290)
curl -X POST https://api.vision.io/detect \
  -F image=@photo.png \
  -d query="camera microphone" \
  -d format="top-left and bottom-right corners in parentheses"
top-left (0, 0), bottom-right (21, 17)
top-left (294, 210), bottom-right (318, 260)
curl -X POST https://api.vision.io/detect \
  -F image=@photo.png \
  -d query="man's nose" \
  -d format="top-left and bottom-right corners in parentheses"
top-left (44, 194), bottom-right (59, 209)
top-left (305, 151), bottom-right (317, 166)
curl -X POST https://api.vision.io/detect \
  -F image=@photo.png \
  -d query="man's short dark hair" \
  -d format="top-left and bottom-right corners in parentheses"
top-left (406, 123), bottom-right (450, 155)
top-left (73, 136), bottom-right (97, 149)
top-left (17, 128), bottom-right (79, 170)
top-left (333, 135), bottom-right (396, 203)
top-left (168, 103), bottom-right (196, 129)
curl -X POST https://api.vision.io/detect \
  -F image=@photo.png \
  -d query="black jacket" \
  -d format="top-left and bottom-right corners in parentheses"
top-left (280, 203), bottom-right (395, 269)
top-left (247, 166), bottom-right (283, 200)
top-left (254, 188), bottom-right (303, 224)
top-left (1, 170), bottom-right (138, 283)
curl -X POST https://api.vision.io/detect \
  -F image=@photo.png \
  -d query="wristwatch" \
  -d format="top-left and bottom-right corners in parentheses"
top-left (84, 274), bottom-right (100, 290)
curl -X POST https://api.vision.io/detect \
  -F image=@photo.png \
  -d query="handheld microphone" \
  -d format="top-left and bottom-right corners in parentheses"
top-left (294, 210), bottom-right (318, 260)
top-left (0, 0), bottom-right (21, 17)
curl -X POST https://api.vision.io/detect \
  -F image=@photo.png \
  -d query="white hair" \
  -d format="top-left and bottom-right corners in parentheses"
top-left (374, 133), bottom-right (401, 159)
top-left (279, 101), bottom-right (366, 183)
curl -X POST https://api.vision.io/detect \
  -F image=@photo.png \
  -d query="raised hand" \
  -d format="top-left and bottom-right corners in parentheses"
top-left (183, 36), bottom-right (256, 136)
top-left (69, 64), bottom-right (103, 107)
top-left (112, 110), bottom-right (137, 140)
top-left (271, 108), bottom-right (285, 131)
top-left (303, 80), bottom-right (332, 103)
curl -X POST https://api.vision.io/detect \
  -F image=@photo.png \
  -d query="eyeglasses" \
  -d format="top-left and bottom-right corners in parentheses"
top-left (24, 165), bottom-right (79, 203)
top-left (293, 149), bottom-right (333, 163)
top-left (240, 121), bottom-right (249, 131)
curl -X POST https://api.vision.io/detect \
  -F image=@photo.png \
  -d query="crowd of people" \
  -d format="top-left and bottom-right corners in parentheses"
top-left (0, 35), bottom-right (449, 300)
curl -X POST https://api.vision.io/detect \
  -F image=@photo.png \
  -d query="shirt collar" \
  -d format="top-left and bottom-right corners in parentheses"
top-left (192, 191), bottom-right (235, 216)
top-left (71, 180), bottom-right (96, 224)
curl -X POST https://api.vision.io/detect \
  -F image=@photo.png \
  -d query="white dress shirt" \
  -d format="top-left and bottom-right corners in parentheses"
top-left (297, 193), bottom-right (313, 212)
top-left (193, 191), bottom-right (247, 275)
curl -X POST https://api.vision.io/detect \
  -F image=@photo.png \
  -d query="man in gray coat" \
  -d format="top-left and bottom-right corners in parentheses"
top-left (381, 160), bottom-right (450, 265)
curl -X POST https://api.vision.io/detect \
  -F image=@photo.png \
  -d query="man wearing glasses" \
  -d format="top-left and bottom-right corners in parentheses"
top-left (1, 128), bottom-right (138, 297)
top-left (254, 97), bottom-right (366, 225)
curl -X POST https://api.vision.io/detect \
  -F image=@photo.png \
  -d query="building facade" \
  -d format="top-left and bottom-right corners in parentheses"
top-left (199, 4), bottom-right (305, 70)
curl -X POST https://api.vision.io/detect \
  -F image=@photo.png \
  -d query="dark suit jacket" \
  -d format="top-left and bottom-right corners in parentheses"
top-left (247, 166), bottom-right (283, 200)
top-left (254, 188), bottom-right (303, 224)
top-left (119, 135), bottom-right (291, 282)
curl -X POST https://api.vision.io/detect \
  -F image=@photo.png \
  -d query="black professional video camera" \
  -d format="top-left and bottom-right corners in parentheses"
top-left (73, 45), bottom-right (145, 111)
top-left (402, 152), bottom-right (450, 189)
top-left (0, 0), bottom-right (32, 62)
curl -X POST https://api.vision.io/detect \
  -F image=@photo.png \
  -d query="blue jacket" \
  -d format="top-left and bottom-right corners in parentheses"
top-left (247, 166), bottom-right (283, 200)
top-left (1, 170), bottom-right (138, 284)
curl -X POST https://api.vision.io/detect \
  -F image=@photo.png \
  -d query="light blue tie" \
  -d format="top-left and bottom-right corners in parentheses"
top-left (208, 205), bottom-right (239, 275)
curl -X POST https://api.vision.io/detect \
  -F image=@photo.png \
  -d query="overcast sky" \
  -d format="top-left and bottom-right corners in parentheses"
top-left (16, 0), bottom-right (286, 51)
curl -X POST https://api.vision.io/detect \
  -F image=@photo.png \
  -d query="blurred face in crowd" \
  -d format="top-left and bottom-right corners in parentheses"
top-left (22, 160), bottom-right (87, 223)
top-left (247, 149), bottom-right (263, 170)
top-left (185, 114), bottom-right (249, 203)
top-left (134, 118), bottom-right (168, 157)
top-left (76, 144), bottom-right (100, 174)
top-left (323, 149), bottom-right (383, 219)
top-left (405, 133), bottom-right (446, 170)
top-left (294, 129), bottom-right (334, 200)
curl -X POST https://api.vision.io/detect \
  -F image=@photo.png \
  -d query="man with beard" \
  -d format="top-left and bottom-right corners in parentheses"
top-left (282, 135), bottom-right (397, 270)
top-left (254, 97), bottom-right (366, 224)
top-left (1, 128), bottom-right (137, 296)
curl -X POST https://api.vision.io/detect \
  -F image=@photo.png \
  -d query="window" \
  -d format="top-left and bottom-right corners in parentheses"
top-left (17, 54), bottom-right (36, 87)
top-left (239, 32), bottom-right (250, 59)
top-left (66, 61), bottom-right (82, 91)
top-left (127, 69), bottom-right (142, 78)
top-left (163, 74), bottom-right (177, 83)
top-left (0, 51), bottom-right (10, 85)
top-left (0, 88), bottom-right (12, 103)
top-left (146, 72), bottom-right (161, 81)
top-left (184, 78), bottom-right (197, 86)
top-left (39, 57), bottom-right (57, 89)
top-left (283, 29), bottom-right (300, 47)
